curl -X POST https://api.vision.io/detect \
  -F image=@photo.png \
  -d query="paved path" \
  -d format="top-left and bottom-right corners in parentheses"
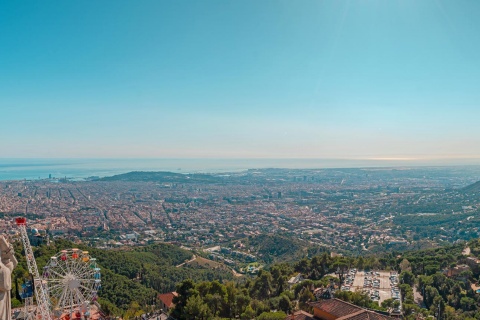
top-left (176, 254), bottom-right (196, 267)
top-left (413, 286), bottom-right (426, 308)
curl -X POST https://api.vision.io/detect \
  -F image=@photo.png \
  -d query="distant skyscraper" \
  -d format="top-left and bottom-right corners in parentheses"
top-left (49, 174), bottom-right (52, 179)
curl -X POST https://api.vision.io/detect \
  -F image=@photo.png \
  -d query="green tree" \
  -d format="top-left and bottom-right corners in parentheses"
top-left (381, 298), bottom-right (394, 309)
top-left (123, 301), bottom-right (144, 320)
top-left (399, 259), bottom-right (412, 272)
top-left (400, 271), bottom-right (415, 287)
top-left (172, 279), bottom-right (196, 319)
top-left (184, 295), bottom-right (211, 320)
top-left (459, 296), bottom-right (476, 311)
top-left (257, 311), bottom-right (287, 320)
top-left (278, 294), bottom-right (292, 314)
top-left (424, 285), bottom-right (439, 309)
top-left (251, 270), bottom-right (273, 299)
top-left (241, 305), bottom-right (256, 320)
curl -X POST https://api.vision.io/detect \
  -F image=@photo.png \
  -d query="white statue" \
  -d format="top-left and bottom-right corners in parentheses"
top-left (0, 235), bottom-right (17, 320)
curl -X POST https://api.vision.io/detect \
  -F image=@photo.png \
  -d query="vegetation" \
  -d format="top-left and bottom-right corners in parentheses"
top-left (11, 235), bottom-right (480, 319)
top-left (12, 239), bottom-right (234, 318)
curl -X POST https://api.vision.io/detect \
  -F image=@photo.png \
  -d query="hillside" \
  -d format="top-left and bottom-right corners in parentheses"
top-left (462, 180), bottom-right (480, 193)
top-left (12, 240), bottom-right (235, 315)
top-left (11, 237), bottom-right (480, 319)
top-left (96, 171), bottom-right (223, 183)
top-left (168, 239), bottom-right (480, 319)
top-left (243, 234), bottom-right (309, 264)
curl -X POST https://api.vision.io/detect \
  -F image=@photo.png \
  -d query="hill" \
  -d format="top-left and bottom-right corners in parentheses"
top-left (12, 240), bottom-right (235, 316)
top-left (96, 171), bottom-right (223, 183)
top-left (242, 234), bottom-right (309, 264)
top-left (462, 180), bottom-right (480, 193)
top-left (168, 239), bottom-right (480, 319)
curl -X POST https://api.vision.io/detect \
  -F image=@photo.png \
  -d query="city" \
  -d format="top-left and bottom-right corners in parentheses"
top-left (1, 167), bottom-right (479, 266)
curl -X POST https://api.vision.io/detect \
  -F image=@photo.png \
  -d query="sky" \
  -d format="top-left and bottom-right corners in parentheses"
top-left (1, 0), bottom-right (480, 161)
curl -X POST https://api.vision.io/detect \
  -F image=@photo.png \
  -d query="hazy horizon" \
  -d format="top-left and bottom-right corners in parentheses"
top-left (1, 157), bottom-right (480, 182)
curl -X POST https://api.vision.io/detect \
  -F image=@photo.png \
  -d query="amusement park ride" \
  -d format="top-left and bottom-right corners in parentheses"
top-left (15, 217), bottom-right (102, 320)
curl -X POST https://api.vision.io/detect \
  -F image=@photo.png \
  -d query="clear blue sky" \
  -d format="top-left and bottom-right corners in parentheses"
top-left (1, 0), bottom-right (480, 160)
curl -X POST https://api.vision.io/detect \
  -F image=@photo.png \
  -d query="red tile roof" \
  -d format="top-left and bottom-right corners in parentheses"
top-left (337, 310), bottom-right (393, 320)
top-left (158, 291), bottom-right (178, 308)
top-left (285, 310), bottom-right (315, 320)
top-left (310, 299), bottom-right (395, 320)
top-left (310, 298), bottom-right (362, 317)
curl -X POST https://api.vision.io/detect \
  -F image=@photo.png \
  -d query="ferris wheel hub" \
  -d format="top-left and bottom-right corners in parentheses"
top-left (65, 275), bottom-right (81, 290)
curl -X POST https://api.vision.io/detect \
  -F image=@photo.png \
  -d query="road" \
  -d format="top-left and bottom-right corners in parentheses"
top-left (176, 254), bottom-right (196, 267)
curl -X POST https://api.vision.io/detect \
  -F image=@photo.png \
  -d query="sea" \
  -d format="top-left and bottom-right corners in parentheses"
top-left (0, 158), bottom-right (479, 181)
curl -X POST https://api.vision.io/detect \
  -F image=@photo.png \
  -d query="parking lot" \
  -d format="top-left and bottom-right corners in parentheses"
top-left (340, 270), bottom-right (401, 306)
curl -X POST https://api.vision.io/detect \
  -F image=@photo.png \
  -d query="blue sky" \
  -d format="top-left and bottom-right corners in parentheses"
top-left (1, 0), bottom-right (480, 160)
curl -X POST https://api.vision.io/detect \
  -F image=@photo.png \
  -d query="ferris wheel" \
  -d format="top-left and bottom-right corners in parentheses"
top-left (42, 248), bottom-right (102, 318)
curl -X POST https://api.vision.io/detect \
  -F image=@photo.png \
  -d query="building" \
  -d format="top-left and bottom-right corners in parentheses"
top-left (466, 256), bottom-right (480, 268)
top-left (300, 299), bottom-right (397, 320)
top-left (288, 273), bottom-right (304, 289)
top-left (443, 264), bottom-right (470, 278)
top-left (286, 310), bottom-right (316, 320)
top-left (158, 292), bottom-right (178, 312)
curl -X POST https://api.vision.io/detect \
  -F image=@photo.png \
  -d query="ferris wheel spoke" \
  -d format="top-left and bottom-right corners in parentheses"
top-left (57, 284), bottom-right (69, 310)
top-left (74, 287), bottom-right (86, 305)
top-left (48, 268), bottom-right (67, 280)
top-left (78, 284), bottom-right (94, 293)
top-left (70, 287), bottom-right (76, 315)
top-left (48, 284), bottom-right (65, 293)
top-left (53, 259), bottom-right (70, 277)
top-left (68, 259), bottom-right (80, 274)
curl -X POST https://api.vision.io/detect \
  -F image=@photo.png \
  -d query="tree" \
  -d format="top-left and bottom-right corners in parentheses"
top-left (356, 256), bottom-right (365, 270)
top-left (399, 259), bottom-right (412, 272)
top-left (398, 284), bottom-right (412, 302)
top-left (235, 293), bottom-right (251, 317)
top-left (417, 275), bottom-right (433, 294)
top-left (172, 279), bottom-right (196, 319)
top-left (392, 299), bottom-right (400, 310)
top-left (251, 270), bottom-right (273, 299)
top-left (257, 311), bottom-right (287, 320)
top-left (431, 296), bottom-right (445, 318)
top-left (298, 288), bottom-right (315, 310)
top-left (270, 265), bottom-right (288, 295)
top-left (241, 305), bottom-right (256, 320)
top-left (381, 298), bottom-right (394, 309)
top-left (459, 296), bottom-right (476, 311)
top-left (184, 295), bottom-right (210, 320)
top-left (424, 285), bottom-right (439, 309)
top-left (123, 301), bottom-right (144, 320)
top-left (332, 259), bottom-right (349, 287)
top-left (295, 258), bottom-right (310, 274)
top-left (400, 271), bottom-right (415, 287)
top-left (206, 293), bottom-right (223, 317)
top-left (278, 294), bottom-right (292, 314)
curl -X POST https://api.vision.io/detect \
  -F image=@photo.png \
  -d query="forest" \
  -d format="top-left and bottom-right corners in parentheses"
top-left (10, 237), bottom-right (480, 319)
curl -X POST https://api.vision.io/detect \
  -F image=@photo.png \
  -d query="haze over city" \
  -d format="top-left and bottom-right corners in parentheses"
top-left (2, 0), bottom-right (480, 163)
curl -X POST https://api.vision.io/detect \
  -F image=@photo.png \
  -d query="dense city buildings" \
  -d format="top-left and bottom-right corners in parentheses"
top-left (1, 167), bottom-right (479, 260)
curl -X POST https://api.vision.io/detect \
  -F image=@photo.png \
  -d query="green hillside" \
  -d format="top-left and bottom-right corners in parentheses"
top-left (12, 239), bottom-right (234, 316)
top-left (11, 237), bottom-right (480, 319)
top-left (242, 234), bottom-right (309, 264)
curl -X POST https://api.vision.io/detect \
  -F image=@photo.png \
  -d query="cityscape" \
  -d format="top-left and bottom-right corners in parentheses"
top-left (3, 0), bottom-right (480, 319)
top-left (1, 167), bottom-right (479, 260)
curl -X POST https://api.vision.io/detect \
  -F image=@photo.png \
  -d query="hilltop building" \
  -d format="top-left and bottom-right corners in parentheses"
top-left (285, 298), bottom-right (398, 320)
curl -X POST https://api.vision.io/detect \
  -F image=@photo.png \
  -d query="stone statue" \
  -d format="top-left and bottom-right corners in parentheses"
top-left (0, 235), bottom-right (17, 320)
